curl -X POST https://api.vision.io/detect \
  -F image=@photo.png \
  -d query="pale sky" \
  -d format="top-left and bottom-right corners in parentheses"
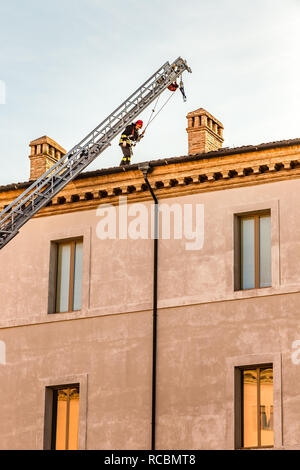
top-left (0, 0), bottom-right (299, 185)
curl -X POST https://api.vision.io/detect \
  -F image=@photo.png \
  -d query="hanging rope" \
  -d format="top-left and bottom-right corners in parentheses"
top-left (144, 95), bottom-right (161, 133)
top-left (143, 91), bottom-right (176, 133)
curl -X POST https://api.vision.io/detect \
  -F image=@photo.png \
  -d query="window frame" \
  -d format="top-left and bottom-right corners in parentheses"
top-left (235, 210), bottom-right (271, 291)
top-left (41, 373), bottom-right (87, 450)
top-left (50, 384), bottom-right (80, 450)
top-left (50, 237), bottom-right (83, 314)
top-left (237, 363), bottom-right (274, 450)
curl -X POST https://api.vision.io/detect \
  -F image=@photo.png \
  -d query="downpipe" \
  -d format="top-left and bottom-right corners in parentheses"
top-left (139, 163), bottom-right (158, 451)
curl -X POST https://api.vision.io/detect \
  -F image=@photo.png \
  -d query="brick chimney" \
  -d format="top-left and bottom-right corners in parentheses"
top-left (29, 136), bottom-right (66, 180)
top-left (186, 108), bottom-right (224, 154)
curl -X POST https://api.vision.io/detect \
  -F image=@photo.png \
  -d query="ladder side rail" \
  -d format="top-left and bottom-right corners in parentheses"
top-left (59, 64), bottom-right (184, 176)
top-left (66, 58), bottom-right (178, 150)
top-left (0, 141), bottom-right (112, 247)
top-left (1, 57), bottom-right (183, 220)
top-left (0, 63), bottom-right (181, 226)
top-left (91, 66), bottom-right (186, 148)
top-left (1, 81), bottom-right (152, 232)
top-left (0, 58), bottom-right (191, 248)
top-left (0, 156), bottom-right (72, 218)
top-left (71, 62), bottom-right (170, 150)
top-left (0, 139), bottom-right (113, 236)
top-left (85, 67), bottom-right (181, 149)
top-left (0, 65), bottom-right (171, 220)
top-left (0, 169), bottom-right (67, 229)
top-left (1, 61), bottom-right (184, 227)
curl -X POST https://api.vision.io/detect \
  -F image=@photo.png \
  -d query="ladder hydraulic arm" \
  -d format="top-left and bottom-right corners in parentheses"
top-left (0, 57), bottom-right (191, 250)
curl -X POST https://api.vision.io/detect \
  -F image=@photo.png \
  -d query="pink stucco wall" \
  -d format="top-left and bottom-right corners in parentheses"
top-left (0, 177), bottom-right (300, 449)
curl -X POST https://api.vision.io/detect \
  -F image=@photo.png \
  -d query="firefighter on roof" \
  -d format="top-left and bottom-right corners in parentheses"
top-left (119, 120), bottom-right (144, 166)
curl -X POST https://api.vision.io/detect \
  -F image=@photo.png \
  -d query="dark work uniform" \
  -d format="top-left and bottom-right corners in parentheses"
top-left (119, 123), bottom-right (142, 166)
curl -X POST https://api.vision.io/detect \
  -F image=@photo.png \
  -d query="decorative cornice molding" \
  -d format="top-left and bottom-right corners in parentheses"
top-left (1, 143), bottom-right (300, 217)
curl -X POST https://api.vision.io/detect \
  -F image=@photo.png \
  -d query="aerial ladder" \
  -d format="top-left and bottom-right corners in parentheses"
top-left (0, 57), bottom-right (192, 250)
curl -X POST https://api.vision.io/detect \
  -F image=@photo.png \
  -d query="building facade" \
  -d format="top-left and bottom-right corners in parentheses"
top-left (0, 109), bottom-right (300, 449)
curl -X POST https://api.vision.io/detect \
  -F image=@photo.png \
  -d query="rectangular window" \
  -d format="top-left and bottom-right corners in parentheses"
top-left (51, 385), bottom-right (80, 450)
top-left (238, 212), bottom-right (271, 290)
top-left (240, 365), bottom-right (273, 449)
top-left (55, 239), bottom-right (83, 313)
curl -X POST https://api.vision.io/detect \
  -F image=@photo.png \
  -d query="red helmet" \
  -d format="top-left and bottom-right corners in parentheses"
top-left (135, 120), bottom-right (143, 127)
top-left (168, 82), bottom-right (178, 92)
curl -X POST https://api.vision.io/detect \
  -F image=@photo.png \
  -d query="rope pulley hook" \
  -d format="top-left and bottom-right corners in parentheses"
top-left (142, 61), bottom-right (190, 135)
top-left (179, 74), bottom-right (187, 102)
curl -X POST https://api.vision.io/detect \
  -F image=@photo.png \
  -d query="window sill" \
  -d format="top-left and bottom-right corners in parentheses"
top-left (235, 285), bottom-right (272, 292)
top-left (50, 310), bottom-right (81, 315)
top-left (237, 445), bottom-right (274, 450)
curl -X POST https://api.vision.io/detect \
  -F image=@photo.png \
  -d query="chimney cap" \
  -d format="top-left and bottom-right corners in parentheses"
top-left (29, 135), bottom-right (66, 154)
top-left (186, 108), bottom-right (224, 129)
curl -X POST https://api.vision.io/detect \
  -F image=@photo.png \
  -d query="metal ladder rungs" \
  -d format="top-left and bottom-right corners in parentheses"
top-left (54, 174), bottom-right (69, 181)
top-left (0, 57), bottom-right (191, 250)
